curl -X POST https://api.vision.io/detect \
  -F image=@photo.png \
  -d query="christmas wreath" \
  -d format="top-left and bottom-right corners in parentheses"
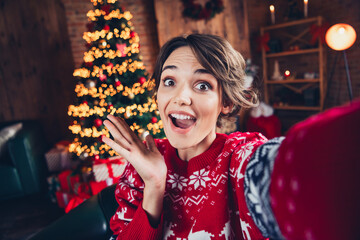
top-left (182, 0), bottom-right (224, 21)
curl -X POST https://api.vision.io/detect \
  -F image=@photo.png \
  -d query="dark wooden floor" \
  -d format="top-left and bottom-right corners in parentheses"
top-left (0, 193), bottom-right (64, 240)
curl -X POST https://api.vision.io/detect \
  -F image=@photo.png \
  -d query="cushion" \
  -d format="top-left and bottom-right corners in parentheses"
top-left (0, 123), bottom-right (23, 157)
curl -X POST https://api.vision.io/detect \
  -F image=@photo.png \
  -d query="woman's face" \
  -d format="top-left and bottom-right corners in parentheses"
top-left (157, 46), bottom-right (230, 160)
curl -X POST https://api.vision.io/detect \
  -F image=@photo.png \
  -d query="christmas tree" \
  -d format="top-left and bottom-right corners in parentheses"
top-left (68, 0), bottom-right (164, 161)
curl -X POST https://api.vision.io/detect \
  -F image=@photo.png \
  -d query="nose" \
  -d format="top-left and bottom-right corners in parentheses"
top-left (173, 85), bottom-right (192, 106)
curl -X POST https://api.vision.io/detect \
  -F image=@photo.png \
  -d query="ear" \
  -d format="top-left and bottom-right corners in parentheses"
top-left (221, 103), bottom-right (233, 115)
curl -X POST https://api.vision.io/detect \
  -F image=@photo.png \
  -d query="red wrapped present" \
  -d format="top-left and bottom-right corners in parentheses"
top-left (92, 157), bottom-right (126, 182)
top-left (58, 170), bottom-right (81, 193)
top-left (89, 177), bottom-right (120, 195)
top-left (65, 195), bottom-right (90, 213)
top-left (64, 185), bottom-right (91, 213)
top-left (55, 190), bottom-right (74, 208)
top-left (73, 182), bottom-right (91, 196)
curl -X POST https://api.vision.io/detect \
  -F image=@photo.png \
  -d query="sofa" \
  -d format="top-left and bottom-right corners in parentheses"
top-left (0, 121), bottom-right (49, 201)
top-left (30, 184), bottom-right (118, 240)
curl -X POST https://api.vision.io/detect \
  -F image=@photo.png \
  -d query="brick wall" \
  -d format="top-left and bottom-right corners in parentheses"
top-left (61, 0), bottom-right (159, 75)
top-left (247, 0), bottom-right (360, 109)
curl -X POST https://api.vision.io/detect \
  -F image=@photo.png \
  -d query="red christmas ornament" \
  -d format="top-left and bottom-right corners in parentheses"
top-left (138, 76), bottom-right (146, 84)
top-left (108, 104), bottom-right (113, 109)
top-left (106, 62), bottom-right (114, 68)
top-left (309, 22), bottom-right (330, 45)
top-left (98, 135), bottom-right (104, 142)
top-left (94, 118), bottom-right (103, 127)
top-left (256, 32), bottom-right (270, 52)
top-left (151, 117), bottom-right (158, 123)
top-left (115, 80), bottom-right (121, 86)
top-left (103, 25), bottom-right (110, 31)
top-left (94, 154), bottom-right (100, 161)
top-left (83, 101), bottom-right (88, 105)
top-left (130, 31), bottom-right (136, 38)
top-left (116, 43), bottom-right (127, 57)
top-left (99, 74), bottom-right (107, 81)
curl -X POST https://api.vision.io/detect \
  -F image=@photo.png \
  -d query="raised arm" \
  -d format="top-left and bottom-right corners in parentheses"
top-left (103, 115), bottom-right (167, 239)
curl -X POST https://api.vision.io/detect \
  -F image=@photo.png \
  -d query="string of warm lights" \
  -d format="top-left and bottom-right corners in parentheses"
top-left (74, 60), bottom-right (144, 79)
top-left (83, 42), bottom-right (140, 62)
top-left (69, 138), bottom-right (118, 157)
top-left (68, 97), bottom-right (158, 119)
top-left (83, 26), bottom-right (135, 43)
top-left (87, 9), bottom-right (132, 22)
top-left (73, 82), bottom-right (149, 99)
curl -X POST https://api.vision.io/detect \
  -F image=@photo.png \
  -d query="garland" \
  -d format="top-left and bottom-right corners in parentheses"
top-left (182, 0), bottom-right (224, 21)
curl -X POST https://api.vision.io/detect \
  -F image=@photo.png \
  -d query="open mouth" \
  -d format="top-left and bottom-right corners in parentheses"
top-left (169, 113), bottom-right (196, 129)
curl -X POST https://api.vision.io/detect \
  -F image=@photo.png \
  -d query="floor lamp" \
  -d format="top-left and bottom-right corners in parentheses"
top-left (325, 23), bottom-right (357, 101)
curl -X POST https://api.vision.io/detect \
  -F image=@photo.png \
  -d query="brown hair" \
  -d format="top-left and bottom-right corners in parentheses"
top-left (151, 33), bottom-right (259, 127)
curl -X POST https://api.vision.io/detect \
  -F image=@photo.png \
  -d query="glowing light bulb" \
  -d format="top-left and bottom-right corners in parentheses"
top-left (325, 23), bottom-right (356, 51)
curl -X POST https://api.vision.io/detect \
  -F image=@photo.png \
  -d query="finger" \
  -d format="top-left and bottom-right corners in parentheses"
top-left (107, 115), bottom-right (143, 146)
top-left (145, 134), bottom-right (158, 153)
top-left (103, 119), bottom-right (131, 150)
top-left (102, 135), bottom-right (131, 160)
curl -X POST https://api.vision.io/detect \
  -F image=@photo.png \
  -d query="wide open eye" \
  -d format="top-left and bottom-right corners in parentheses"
top-left (194, 82), bottom-right (212, 91)
top-left (163, 78), bottom-right (175, 87)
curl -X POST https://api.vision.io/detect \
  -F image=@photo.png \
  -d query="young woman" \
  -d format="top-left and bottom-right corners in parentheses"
top-left (102, 34), bottom-right (360, 240)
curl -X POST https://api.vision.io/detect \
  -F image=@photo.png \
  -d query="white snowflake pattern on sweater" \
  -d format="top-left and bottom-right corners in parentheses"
top-left (188, 169), bottom-right (211, 190)
top-left (109, 132), bottom-right (268, 240)
top-left (168, 173), bottom-right (188, 191)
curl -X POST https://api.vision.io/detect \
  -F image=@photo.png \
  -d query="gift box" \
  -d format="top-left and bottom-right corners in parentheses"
top-left (55, 190), bottom-right (74, 208)
top-left (73, 182), bottom-right (91, 196)
top-left (89, 177), bottom-right (120, 195)
top-left (65, 183), bottom-right (91, 213)
top-left (65, 195), bottom-right (90, 213)
top-left (92, 157), bottom-right (125, 182)
top-left (45, 145), bottom-right (73, 172)
top-left (58, 170), bottom-right (81, 193)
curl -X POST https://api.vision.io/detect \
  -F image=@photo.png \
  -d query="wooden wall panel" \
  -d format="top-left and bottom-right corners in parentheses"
top-left (154, 0), bottom-right (251, 58)
top-left (0, 0), bottom-right (75, 145)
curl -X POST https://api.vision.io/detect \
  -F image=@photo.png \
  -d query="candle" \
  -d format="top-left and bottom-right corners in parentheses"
top-left (284, 70), bottom-right (291, 78)
top-left (304, 0), bottom-right (308, 18)
top-left (270, 5), bottom-right (275, 24)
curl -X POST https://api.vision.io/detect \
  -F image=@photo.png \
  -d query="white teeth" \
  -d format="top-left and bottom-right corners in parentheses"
top-left (170, 113), bottom-right (195, 120)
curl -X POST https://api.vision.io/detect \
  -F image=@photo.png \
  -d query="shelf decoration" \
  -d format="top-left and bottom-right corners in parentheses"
top-left (309, 22), bottom-right (330, 45)
top-left (182, 0), bottom-right (224, 21)
top-left (271, 60), bottom-right (284, 81)
top-left (269, 5), bottom-right (275, 24)
top-left (256, 32), bottom-right (270, 52)
top-left (304, 0), bottom-right (308, 18)
top-left (284, 70), bottom-right (295, 80)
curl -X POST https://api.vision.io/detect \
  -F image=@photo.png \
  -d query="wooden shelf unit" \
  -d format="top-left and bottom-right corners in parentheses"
top-left (261, 16), bottom-right (327, 111)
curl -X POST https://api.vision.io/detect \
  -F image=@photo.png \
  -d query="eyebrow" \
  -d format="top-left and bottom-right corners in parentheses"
top-left (161, 65), bottom-right (211, 75)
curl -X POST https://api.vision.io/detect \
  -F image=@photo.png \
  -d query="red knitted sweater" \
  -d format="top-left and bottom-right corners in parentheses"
top-left (109, 132), bottom-right (268, 240)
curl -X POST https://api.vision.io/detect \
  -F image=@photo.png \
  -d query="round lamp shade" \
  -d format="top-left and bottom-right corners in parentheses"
top-left (325, 23), bottom-right (357, 51)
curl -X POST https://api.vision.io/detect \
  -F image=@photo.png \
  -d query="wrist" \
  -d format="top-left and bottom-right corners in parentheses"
top-left (142, 183), bottom-right (165, 225)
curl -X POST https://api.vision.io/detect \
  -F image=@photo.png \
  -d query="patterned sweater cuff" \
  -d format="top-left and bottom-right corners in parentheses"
top-left (119, 203), bottom-right (163, 239)
top-left (244, 137), bottom-right (285, 239)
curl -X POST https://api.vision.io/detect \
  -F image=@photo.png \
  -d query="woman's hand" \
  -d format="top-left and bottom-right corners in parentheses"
top-left (102, 114), bottom-right (167, 223)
